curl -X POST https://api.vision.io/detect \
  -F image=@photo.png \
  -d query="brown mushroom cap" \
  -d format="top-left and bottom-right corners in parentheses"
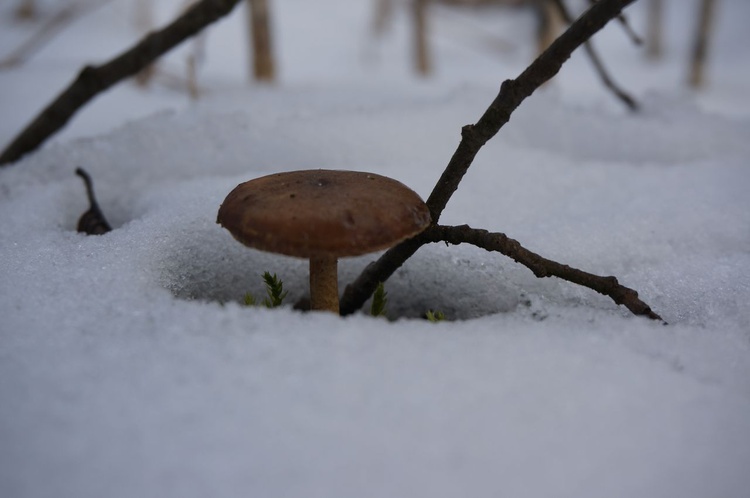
top-left (217, 169), bottom-right (431, 258)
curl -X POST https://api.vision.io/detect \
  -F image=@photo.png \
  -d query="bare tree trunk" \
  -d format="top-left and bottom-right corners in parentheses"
top-left (133, 0), bottom-right (157, 86)
top-left (535, 0), bottom-right (558, 55)
top-left (246, 0), bottom-right (276, 82)
top-left (688, 0), bottom-right (717, 88)
top-left (133, 0), bottom-right (152, 31)
top-left (180, 0), bottom-right (207, 99)
top-left (413, 0), bottom-right (431, 76)
top-left (186, 31), bottom-right (207, 99)
top-left (373, 0), bottom-right (394, 34)
top-left (646, 0), bottom-right (663, 58)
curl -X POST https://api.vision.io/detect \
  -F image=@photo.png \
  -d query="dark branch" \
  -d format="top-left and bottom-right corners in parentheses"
top-left (75, 167), bottom-right (111, 235)
top-left (340, 0), bottom-right (640, 315)
top-left (554, 0), bottom-right (638, 110)
top-left (424, 224), bottom-right (664, 321)
top-left (0, 0), bottom-right (244, 166)
top-left (588, 0), bottom-right (644, 45)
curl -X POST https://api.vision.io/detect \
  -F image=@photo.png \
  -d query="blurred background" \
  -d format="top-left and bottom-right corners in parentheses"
top-left (1, 0), bottom-right (747, 148)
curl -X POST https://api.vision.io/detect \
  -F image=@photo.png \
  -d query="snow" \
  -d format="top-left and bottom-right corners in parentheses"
top-left (1, 0), bottom-right (750, 497)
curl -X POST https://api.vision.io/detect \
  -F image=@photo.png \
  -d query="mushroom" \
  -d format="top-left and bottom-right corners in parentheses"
top-left (217, 169), bottom-right (431, 313)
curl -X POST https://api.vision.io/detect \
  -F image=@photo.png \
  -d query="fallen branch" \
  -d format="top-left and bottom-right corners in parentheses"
top-left (424, 224), bottom-right (663, 321)
top-left (0, 0), bottom-right (244, 166)
top-left (341, 0), bottom-right (647, 316)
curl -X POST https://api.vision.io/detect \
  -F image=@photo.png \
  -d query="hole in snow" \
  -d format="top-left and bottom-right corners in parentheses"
top-left (159, 232), bottom-right (521, 321)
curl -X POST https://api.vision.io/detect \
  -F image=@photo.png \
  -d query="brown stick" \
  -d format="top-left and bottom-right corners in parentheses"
top-left (0, 0), bottom-right (244, 166)
top-left (535, 0), bottom-right (558, 55)
top-left (340, 0), bottom-right (642, 316)
top-left (646, 0), bottom-right (663, 58)
top-left (246, 0), bottom-right (276, 82)
top-left (413, 0), bottom-right (431, 76)
top-left (425, 224), bottom-right (664, 321)
top-left (133, 0), bottom-right (158, 87)
top-left (688, 0), bottom-right (717, 88)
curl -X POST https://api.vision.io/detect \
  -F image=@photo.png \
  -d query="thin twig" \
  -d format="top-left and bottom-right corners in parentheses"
top-left (614, 11), bottom-right (643, 45)
top-left (424, 224), bottom-right (664, 321)
top-left (0, 0), bottom-right (244, 166)
top-left (554, 0), bottom-right (638, 110)
top-left (340, 0), bottom-right (642, 316)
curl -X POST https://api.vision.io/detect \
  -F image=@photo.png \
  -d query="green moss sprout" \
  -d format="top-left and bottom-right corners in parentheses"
top-left (370, 282), bottom-right (388, 317)
top-left (243, 272), bottom-right (288, 308)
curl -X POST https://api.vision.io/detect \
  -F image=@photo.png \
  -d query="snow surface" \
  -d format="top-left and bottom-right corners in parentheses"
top-left (1, 1), bottom-right (750, 497)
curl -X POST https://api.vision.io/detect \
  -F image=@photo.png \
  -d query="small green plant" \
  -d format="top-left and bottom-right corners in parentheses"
top-left (261, 272), bottom-right (287, 307)
top-left (370, 282), bottom-right (388, 317)
top-left (243, 272), bottom-right (288, 308)
top-left (243, 292), bottom-right (258, 306)
top-left (425, 310), bottom-right (445, 323)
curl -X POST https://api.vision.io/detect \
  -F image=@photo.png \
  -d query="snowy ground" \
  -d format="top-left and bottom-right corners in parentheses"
top-left (1, 1), bottom-right (750, 497)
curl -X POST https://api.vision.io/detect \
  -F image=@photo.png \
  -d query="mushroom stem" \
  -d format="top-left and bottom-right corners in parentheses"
top-left (309, 254), bottom-right (339, 313)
